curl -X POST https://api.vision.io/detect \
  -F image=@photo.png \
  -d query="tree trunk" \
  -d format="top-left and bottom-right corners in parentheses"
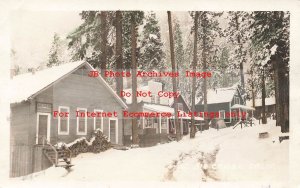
top-left (100, 11), bottom-right (108, 79)
top-left (115, 11), bottom-right (123, 97)
top-left (234, 13), bottom-right (245, 90)
top-left (272, 55), bottom-right (289, 132)
top-left (131, 14), bottom-right (139, 145)
top-left (261, 67), bottom-right (267, 124)
top-left (201, 13), bottom-right (209, 129)
top-left (167, 11), bottom-right (181, 141)
top-left (190, 11), bottom-right (199, 139)
top-left (251, 78), bottom-right (255, 108)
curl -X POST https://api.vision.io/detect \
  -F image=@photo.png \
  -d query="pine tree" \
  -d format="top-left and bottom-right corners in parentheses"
top-left (67, 11), bottom-right (115, 69)
top-left (140, 12), bottom-right (165, 71)
top-left (196, 11), bottom-right (222, 128)
top-left (225, 12), bottom-right (251, 92)
top-left (168, 11), bottom-right (181, 141)
top-left (115, 11), bottom-right (123, 97)
top-left (127, 11), bottom-right (144, 145)
top-left (190, 11), bottom-right (199, 138)
top-left (121, 12), bottom-right (144, 88)
top-left (100, 11), bottom-right (108, 78)
top-left (251, 11), bottom-right (289, 132)
top-left (173, 17), bottom-right (184, 74)
top-left (48, 33), bottom-right (63, 67)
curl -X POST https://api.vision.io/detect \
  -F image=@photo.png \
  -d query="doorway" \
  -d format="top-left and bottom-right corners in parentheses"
top-left (36, 113), bottom-right (50, 144)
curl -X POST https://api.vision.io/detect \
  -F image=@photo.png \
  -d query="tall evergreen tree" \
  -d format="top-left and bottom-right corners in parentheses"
top-left (225, 12), bottom-right (251, 92)
top-left (100, 11), bottom-right (108, 78)
top-left (168, 11), bottom-right (181, 141)
top-left (127, 11), bottom-right (144, 145)
top-left (67, 11), bottom-right (115, 69)
top-left (115, 11), bottom-right (123, 97)
top-left (173, 17), bottom-right (184, 74)
top-left (190, 11), bottom-right (199, 138)
top-left (251, 11), bottom-right (289, 132)
top-left (140, 12), bottom-right (165, 71)
top-left (48, 33), bottom-right (63, 67)
top-left (197, 12), bottom-right (222, 128)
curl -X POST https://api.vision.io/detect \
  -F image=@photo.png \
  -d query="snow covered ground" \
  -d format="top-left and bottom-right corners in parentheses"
top-left (17, 119), bottom-right (288, 185)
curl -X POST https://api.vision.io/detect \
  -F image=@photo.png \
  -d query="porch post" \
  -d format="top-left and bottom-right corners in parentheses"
top-left (180, 118), bottom-right (183, 135)
top-left (159, 116), bottom-right (162, 134)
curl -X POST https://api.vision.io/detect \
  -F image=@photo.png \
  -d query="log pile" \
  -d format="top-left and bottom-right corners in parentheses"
top-left (89, 129), bottom-right (111, 153)
top-left (68, 138), bottom-right (90, 157)
top-left (57, 129), bottom-right (111, 157)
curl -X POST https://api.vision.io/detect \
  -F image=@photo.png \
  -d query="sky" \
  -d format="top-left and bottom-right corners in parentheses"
top-left (10, 10), bottom-right (193, 72)
top-left (11, 10), bottom-right (82, 70)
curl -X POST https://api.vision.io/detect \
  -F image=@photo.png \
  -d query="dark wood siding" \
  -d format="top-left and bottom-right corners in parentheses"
top-left (10, 66), bottom-right (126, 177)
top-left (34, 73), bottom-right (125, 145)
top-left (196, 102), bottom-right (231, 123)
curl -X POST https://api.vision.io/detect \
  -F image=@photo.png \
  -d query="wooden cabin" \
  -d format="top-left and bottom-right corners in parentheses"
top-left (195, 84), bottom-right (244, 127)
top-left (122, 80), bottom-right (203, 147)
top-left (246, 97), bottom-right (276, 119)
top-left (10, 61), bottom-right (127, 177)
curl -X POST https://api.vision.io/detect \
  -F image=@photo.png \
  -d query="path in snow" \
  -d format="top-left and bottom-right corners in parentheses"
top-left (19, 119), bottom-right (288, 183)
top-left (164, 145), bottom-right (220, 182)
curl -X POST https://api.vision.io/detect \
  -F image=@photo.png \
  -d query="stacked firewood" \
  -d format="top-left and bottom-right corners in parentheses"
top-left (68, 139), bottom-right (90, 157)
top-left (58, 129), bottom-right (111, 157)
top-left (89, 129), bottom-right (111, 153)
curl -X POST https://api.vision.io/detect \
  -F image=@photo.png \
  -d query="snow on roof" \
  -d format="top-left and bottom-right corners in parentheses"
top-left (10, 61), bottom-right (128, 108)
top-left (231, 104), bottom-right (255, 111)
top-left (144, 103), bottom-right (175, 113)
top-left (198, 84), bottom-right (238, 105)
top-left (10, 61), bottom-right (84, 104)
top-left (246, 97), bottom-right (275, 107)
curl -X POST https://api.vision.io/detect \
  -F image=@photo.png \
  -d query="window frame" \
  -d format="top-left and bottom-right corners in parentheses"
top-left (93, 109), bottom-right (103, 132)
top-left (76, 107), bottom-right (87, 135)
top-left (219, 110), bottom-right (225, 119)
top-left (58, 106), bottom-right (70, 135)
top-left (108, 117), bottom-right (118, 144)
top-left (234, 96), bottom-right (240, 105)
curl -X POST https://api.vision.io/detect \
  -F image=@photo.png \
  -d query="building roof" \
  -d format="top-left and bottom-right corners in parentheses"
top-left (196, 84), bottom-right (239, 105)
top-left (144, 104), bottom-right (203, 120)
top-left (231, 104), bottom-right (255, 111)
top-left (168, 94), bottom-right (191, 109)
top-left (144, 103), bottom-right (176, 113)
top-left (10, 61), bottom-right (128, 108)
top-left (246, 97), bottom-right (275, 107)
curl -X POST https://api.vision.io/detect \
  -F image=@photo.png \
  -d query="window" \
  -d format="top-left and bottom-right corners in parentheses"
top-left (77, 108), bottom-right (87, 135)
top-left (58, 106), bottom-right (69, 135)
top-left (177, 103), bottom-right (183, 111)
top-left (109, 118), bottom-right (118, 144)
top-left (234, 96), bottom-right (240, 105)
top-left (151, 95), bottom-right (156, 103)
top-left (156, 96), bottom-right (160, 104)
top-left (161, 118), bottom-right (168, 129)
top-left (94, 109), bottom-right (103, 131)
top-left (145, 117), bottom-right (154, 128)
top-left (145, 118), bottom-right (158, 128)
top-left (219, 110), bottom-right (225, 119)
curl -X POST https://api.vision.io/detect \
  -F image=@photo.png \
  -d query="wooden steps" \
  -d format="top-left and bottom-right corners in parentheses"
top-left (42, 137), bottom-right (73, 170)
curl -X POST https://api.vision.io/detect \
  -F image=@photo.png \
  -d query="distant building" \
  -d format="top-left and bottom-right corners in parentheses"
top-left (246, 97), bottom-right (276, 119)
top-left (195, 84), bottom-right (245, 127)
top-left (123, 80), bottom-right (203, 147)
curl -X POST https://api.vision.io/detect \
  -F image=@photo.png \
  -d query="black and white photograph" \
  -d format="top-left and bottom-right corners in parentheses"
top-left (0, 0), bottom-right (299, 188)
